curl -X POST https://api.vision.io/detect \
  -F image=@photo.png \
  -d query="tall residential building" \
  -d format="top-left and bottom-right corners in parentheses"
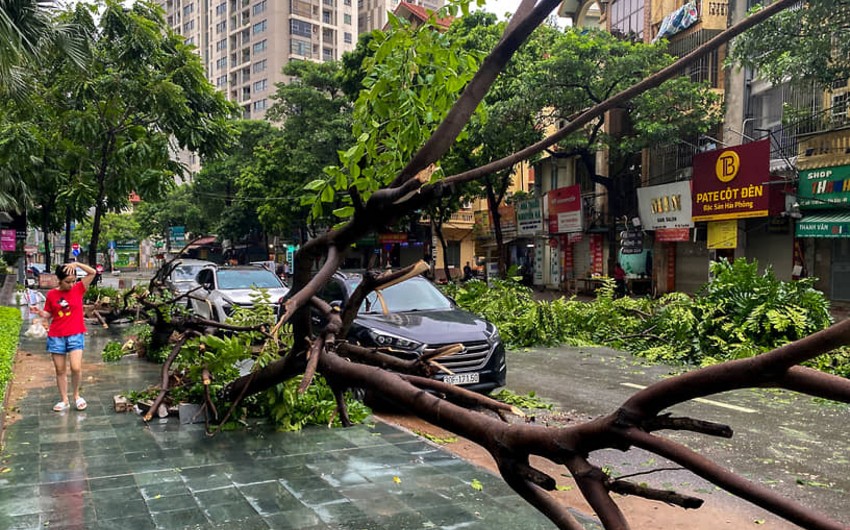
top-left (156, 0), bottom-right (359, 121)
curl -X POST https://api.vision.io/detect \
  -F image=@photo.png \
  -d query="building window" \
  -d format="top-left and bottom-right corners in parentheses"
top-left (252, 20), bottom-right (267, 34)
top-left (216, 39), bottom-right (227, 51)
top-left (322, 10), bottom-right (331, 23)
top-left (253, 39), bottom-right (267, 53)
top-left (609, 0), bottom-right (644, 39)
top-left (343, 32), bottom-right (352, 44)
top-left (290, 19), bottom-right (312, 37)
top-left (185, 36), bottom-right (195, 45)
top-left (183, 3), bottom-right (194, 16)
top-left (252, 59), bottom-right (267, 73)
top-left (253, 98), bottom-right (268, 111)
top-left (290, 38), bottom-right (311, 57)
top-left (216, 2), bottom-right (226, 16)
top-left (253, 79), bottom-right (268, 92)
top-left (323, 48), bottom-right (333, 61)
top-left (182, 19), bottom-right (194, 32)
top-left (215, 21), bottom-right (226, 34)
top-left (252, 0), bottom-right (267, 16)
top-left (344, 0), bottom-right (351, 5)
top-left (216, 75), bottom-right (227, 87)
top-left (343, 13), bottom-right (351, 25)
top-left (216, 57), bottom-right (227, 70)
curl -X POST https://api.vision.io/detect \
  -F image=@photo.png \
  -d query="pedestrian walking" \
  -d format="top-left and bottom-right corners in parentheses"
top-left (30, 262), bottom-right (97, 412)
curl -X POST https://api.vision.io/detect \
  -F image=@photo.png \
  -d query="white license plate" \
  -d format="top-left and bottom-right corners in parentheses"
top-left (443, 372), bottom-right (480, 385)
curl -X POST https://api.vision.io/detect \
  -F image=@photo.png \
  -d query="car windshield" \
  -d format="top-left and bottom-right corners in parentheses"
top-left (217, 269), bottom-right (282, 290)
top-left (172, 264), bottom-right (206, 281)
top-left (348, 278), bottom-right (453, 313)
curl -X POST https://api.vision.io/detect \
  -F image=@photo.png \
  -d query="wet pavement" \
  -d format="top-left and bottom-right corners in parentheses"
top-left (1, 324), bottom-right (599, 530)
top-left (507, 345), bottom-right (850, 525)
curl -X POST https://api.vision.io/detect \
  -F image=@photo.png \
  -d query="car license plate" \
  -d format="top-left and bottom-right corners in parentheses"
top-left (443, 373), bottom-right (480, 385)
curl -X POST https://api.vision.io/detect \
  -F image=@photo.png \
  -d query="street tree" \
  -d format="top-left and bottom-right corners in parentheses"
top-left (50, 0), bottom-right (235, 268)
top-left (439, 11), bottom-right (556, 278)
top-left (132, 185), bottom-right (209, 246)
top-left (143, 0), bottom-right (850, 528)
top-left (190, 120), bottom-right (276, 245)
top-left (73, 211), bottom-right (140, 263)
top-left (0, 0), bottom-right (86, 98)
top-left (238, 60), bottom-right (354, 241)
top-left (728, 0), bottom-right (850, 87)
top-left (535, 28), bottom-right (723, 270)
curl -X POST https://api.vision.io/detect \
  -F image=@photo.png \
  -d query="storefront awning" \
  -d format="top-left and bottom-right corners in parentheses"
top-left (796, 212), bottom-right (850, 238)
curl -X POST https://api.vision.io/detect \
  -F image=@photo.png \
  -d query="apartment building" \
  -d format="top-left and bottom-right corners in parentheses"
top-left (156, 0), bottom-right (358, 122)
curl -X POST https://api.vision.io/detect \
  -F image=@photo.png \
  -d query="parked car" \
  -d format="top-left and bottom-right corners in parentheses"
top-left (25, 263), bottom-right (46, 287)
top-left (314, 272), bottom-right (506, 393)
top-left (162, 259), bottom-right (216, 300)
top-left (190, 265), bottom-right (289, 322)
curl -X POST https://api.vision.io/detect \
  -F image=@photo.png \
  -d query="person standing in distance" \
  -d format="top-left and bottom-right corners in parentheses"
top-left (31, 262), bottom-right (96, 412)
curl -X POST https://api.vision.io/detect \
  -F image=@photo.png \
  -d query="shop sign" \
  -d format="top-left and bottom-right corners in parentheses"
top-left (692, 139), bottom-right (771, 221)
top-left (1, 229), bottom-right (15, 251)
top-left (547, 185), bottom-right (583, 234)
top-left (795, 213), bottom-right (850, 238)
top-left (473, 210), bottom-right (491, 238)
top-left (620, 229), bottom-right (644, 254)
top-left (707, 220), bottom-right (737, 249)
top-left (115, 239), bottom-right (139, 250)
top-left (169, 226), bottom-right (185, 242)
top-left (655, 228), bottom-right (690, 242)
top-left (378, 233), bottom-right (407, 244)
top-left (533, 239), bottom-right (544, 285)
top-left (516, 198), bottom-right (543, 236)
top-left (498, 204), bottom-right (517, 239)
top-left (637, 181), bottom-right (693, 229)
top-left (798, 164), bottom-right (850, 209)
top-left (590, 234), bottom-right (604, 275)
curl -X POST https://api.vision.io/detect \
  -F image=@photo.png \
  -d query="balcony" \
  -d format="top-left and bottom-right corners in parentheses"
top-left (797, 127), bottom-right (850, 170)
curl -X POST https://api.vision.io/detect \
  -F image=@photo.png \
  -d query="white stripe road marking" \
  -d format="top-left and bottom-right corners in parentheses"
top-left (620, 382), bottom-right (758, 414)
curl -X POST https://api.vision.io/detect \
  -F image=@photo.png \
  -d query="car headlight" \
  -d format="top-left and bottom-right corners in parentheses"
top-left (367, 329), bottom-right (423, 351)
top-left (485, 323), bottom-right (501, 345)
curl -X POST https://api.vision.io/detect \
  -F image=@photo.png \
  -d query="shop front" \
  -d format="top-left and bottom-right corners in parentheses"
top-left (795, 163), bottom-right (850, 301)
top-left (688, 139), bottom-right (785, 293)
top-left (546, 185), bottom-right (587, 290)
top-left (636, 180), bottom-right (694, 294)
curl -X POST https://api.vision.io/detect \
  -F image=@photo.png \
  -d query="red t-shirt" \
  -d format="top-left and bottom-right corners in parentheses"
top-left (44, 281), bottom-right (87, 337)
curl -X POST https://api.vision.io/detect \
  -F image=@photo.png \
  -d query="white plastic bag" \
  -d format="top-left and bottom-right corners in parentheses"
top-left (25, 318), bottom-right (48, 339)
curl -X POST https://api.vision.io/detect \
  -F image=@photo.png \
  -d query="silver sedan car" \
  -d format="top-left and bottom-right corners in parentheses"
top-left (190, 265), bottom-right (289, 322)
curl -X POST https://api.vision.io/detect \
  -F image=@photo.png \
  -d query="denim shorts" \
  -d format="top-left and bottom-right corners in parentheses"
top-left (47, 333), bottom-right (85, 354)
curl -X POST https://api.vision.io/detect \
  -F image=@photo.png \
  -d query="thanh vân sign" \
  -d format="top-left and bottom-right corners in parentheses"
top-left (691, 139), bottom-right (772, 222)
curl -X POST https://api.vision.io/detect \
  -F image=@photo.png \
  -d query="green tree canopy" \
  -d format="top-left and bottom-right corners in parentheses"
top-left (43, 0), bottom-right (237, 266)
top-left (192, 120), bottom-right (277, 243)
top-left (728, 0), bottom-right (850, 86)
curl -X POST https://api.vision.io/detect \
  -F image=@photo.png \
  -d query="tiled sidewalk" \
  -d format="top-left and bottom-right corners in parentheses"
top-left (0, 328), bottom-right (597, 529)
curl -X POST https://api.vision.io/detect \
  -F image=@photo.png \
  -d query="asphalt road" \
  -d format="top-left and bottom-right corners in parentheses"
top-left (505, 345), bottom-right (850, 526)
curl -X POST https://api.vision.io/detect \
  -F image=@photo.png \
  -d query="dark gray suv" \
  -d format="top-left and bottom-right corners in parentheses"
top-left (316, 273), bottom-right (506, 393)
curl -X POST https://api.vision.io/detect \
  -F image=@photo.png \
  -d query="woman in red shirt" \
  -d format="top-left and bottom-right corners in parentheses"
top-left (31, 262), bottom-right (97, 412)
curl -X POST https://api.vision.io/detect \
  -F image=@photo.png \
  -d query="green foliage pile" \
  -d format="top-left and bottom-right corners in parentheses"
top-left (0, 307), bottom-right (23, 395)
top-left (158, 289), bottom-right (370, 431)
top-left (446, 259), bottom-right (844, 375)
top-left (84, 285), bottom-right (120, 304)
top-left (101, 340), bottom-right (124, 362)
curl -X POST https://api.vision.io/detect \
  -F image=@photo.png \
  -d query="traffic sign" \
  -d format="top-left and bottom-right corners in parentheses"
top-left (96, 264), bottom-right (104, 273)
top-left (72, 248), bottom-right (80, 257)
top-left (72, 242), bottom-right (80, 251)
